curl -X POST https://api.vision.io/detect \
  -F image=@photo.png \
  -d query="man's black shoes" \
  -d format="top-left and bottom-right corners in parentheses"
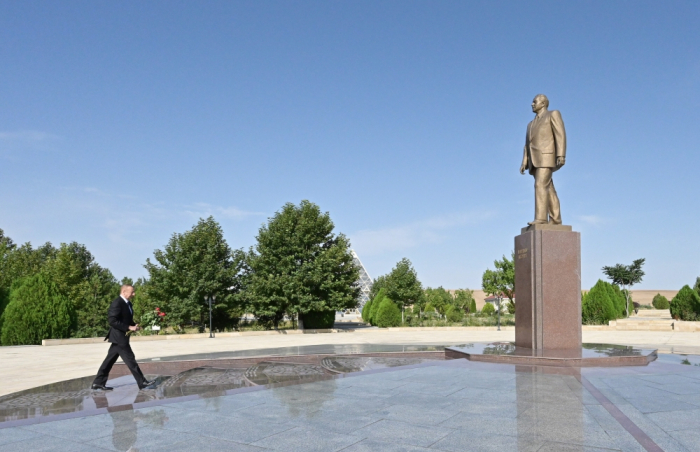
top-left (139, 379), bottom-right (156, 390)
top-left (91, 384), bottom-right (113, 391)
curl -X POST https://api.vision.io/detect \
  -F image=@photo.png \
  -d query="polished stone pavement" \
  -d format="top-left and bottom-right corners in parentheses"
top-left (4, 329), bottom-right (700, 397)
top-left (1, 351), bottom-right (700, 451)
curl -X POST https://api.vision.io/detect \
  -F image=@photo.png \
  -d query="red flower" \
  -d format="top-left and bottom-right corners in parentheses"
top-left (159, 312), bottom-right (166, 317)
top-left (155, 307), bottom-right (160, 311)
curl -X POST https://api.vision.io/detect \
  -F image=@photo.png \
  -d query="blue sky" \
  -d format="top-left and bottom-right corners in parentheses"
top-left (1, 1), bottom-right (698, 291)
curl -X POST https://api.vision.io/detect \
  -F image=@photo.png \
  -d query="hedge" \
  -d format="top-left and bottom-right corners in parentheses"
top-left (445, 305), bottom-right (464, 322)
top-left (300, 309), bottom-right (336, 329)
top-left (482, 302), bottom-right (495, 316)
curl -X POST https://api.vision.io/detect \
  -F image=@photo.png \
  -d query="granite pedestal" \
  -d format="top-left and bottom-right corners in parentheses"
top-left (514, 223), bottom-right (581, 350)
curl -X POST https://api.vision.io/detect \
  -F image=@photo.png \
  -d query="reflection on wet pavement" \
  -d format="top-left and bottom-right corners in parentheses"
top-left (0, 355), bottom-right (441, 423)
top-left (3, 346), bottom-right (700, 452)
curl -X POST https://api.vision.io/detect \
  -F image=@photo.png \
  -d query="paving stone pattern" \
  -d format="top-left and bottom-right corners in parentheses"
top-left (2, 354), bottom-right (700, 451)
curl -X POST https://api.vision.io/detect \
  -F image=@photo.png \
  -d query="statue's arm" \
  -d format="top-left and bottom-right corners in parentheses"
top-left (520, 144), bottom-right (528, 174)
top-left (551, 110), bottom-right (566, 159)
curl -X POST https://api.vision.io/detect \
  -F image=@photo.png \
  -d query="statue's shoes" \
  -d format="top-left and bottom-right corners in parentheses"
top-left (527, 221), bottom-right (548, 226)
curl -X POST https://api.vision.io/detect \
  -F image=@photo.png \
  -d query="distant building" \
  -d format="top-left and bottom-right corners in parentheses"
top-left (351, 250), bottom-right (372, 311)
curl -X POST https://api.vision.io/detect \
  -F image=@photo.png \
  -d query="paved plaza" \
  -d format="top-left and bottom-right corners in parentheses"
top-left (1, 351), bottom-right (700, 451)
top-left (2, 331), bottom-right (700, 451)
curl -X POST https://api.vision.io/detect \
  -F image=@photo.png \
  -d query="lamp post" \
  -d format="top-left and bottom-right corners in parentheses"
top-left (497, 293), bottom-right (501, 331)
top-left (206, 295), bottom-right (216, 338)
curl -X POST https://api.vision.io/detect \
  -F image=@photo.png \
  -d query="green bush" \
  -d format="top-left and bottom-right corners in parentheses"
top-left (445, 305), bottom-right (464, 323)
top-left (582, 280), bottom-right (617, 325)
top-left (361, 298), bottom-right (373, 323)
top-left (470, 298), bottom-right (477, 314)
top-left (607, 284), bottom-right (627, 318)
top-left (481, 302), bottom-right (495, 316)
top-left (301, 309), bottom-right (336, 329)
top-left (375, 298), bottom-right (401, 327)
top-left (506, 301), bottom-right (515, 314)
top-left (368, 288), bottom-right (385, 325)
top-left (1, 273), bottom-right (76, 345)
top-left (670, 285), bottom-right (700, 321)
top-left (652, 294), bottom-right (669, 309)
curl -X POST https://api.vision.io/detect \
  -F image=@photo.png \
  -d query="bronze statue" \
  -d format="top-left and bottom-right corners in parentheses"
top-left (520, 94), bottom-right (566, 225)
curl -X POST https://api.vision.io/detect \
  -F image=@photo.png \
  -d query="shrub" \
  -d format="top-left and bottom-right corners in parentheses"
top-left (506, 301), bottom-right (515, 314)
top-left (375, 298), bottom-right (401, 327)
top-left (670, 285), bottom-right (700, 321)
top-left (607, 284), bottom-right (627, 318)
top-left (470, 298), bottom-right (477, 314)
top-left (582, 280), bottom-right (617, 325)
top-left (446, 305), bottom-right (464, 323)
top-left (368, 288), bottom-right (385, 325)
top-left (481, 302), bottom-right (495, 316)
top-left (1, 273), bottom-right (76, 345)
top-left (361, 298), bottom-right (373, 323)
top-left (652, 294), bottom-right (669, 309)
top-left (301, 309), bottom-right (336, 329)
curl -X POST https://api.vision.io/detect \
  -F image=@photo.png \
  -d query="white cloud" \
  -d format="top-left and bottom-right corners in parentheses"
top-left (350, 210), bottom-right (496, 256)
top-left (182, 202), bottom-right (264, 220)
top-left (578, 214), bottom-right (605, 226)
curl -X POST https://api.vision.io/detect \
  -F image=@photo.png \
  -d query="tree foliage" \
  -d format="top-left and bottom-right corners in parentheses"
top-left (670, 285), bottom-right (700, 321)
top-left (481, 302), bottom-right (495, 316)
top-left (602, 258), bottom-right (645, 318)
top-left (1, 272), bottom-right (76, 345)
top-left (375, 297), bottom-right (401, 327)
top-left (424, 287), bottom-right (452, 316)
top-left (445, 305), bottom-right (464, 322)
top-left (482, 253), bottom-right (515, 302)
top-left (383, 258), bottom-right (424, 310)
top-left (242, 201), bottom-right (359, 329)
top-left (0, 229), bottom-right (119, 339)
top-left (145, 217), bottom-right (246, 329)
top-left (453, 289), bottom-right (474, 313)
top-left (652, 293), bottom-right (669, 310)
top-left (582, 280), bottom-right (617, 325)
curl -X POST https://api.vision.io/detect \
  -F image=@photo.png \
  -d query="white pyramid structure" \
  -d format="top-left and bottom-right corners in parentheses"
top-left (351, 250), bottom-right (373, 310)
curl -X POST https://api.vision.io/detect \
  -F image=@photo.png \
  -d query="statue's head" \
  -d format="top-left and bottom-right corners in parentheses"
top-left (531, 94), bottom-right (549, 113)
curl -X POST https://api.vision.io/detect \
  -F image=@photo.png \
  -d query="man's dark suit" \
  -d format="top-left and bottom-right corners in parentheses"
top-left (93, 296), bottom-right (148, 388)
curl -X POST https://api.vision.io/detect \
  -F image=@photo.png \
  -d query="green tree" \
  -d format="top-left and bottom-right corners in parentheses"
top-left (145, 217), bottom-right (246, 330)
top-left (424, 287), bottom-right (453, 317)
top-left (368, 275), bottom-right (386, 303)
top-left (361, 297), bottom-right (373, 323)
top-left (652, 293), bottom-right (669, 309)
top-left (602, 258), bottom-right (645, 318)
top-left (42, 242), bottom-right (120, 338)
top-left (470, 298), bottom-right (477, 315)
top-left (482, 253), bottom-right (515, 306)
top-left (1, 272), bottom-right (76, 345)
top-left (243, 201), bottom-right (359, 329)
top-left (368, 288), bottom-right (386, 325)
top-left (694, 277), bottom-right (700, 297)
top-left (383, 258), bottom-right (424, 322)
top-left (582, 280), bottom-right (617, 324)
top-left (670, 285), bottom-right (700, 321)
top-left (454, 289), bottom-right (474, 313)
top-left (375, 297), bottom-right (402, 327)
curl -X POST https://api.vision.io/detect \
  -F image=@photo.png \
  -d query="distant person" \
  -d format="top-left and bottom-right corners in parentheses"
top-left (92, 284), bottom-right (154, 390)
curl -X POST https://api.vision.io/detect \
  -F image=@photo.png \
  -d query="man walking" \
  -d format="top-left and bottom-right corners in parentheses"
top-left (520, 94), bottom-right (567, 225)
top-left (92, 284), bottom-right (154, 390)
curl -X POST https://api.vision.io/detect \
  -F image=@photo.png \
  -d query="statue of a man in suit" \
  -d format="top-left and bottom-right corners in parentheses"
top-left (520, 94), bottom-right (567, 226)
